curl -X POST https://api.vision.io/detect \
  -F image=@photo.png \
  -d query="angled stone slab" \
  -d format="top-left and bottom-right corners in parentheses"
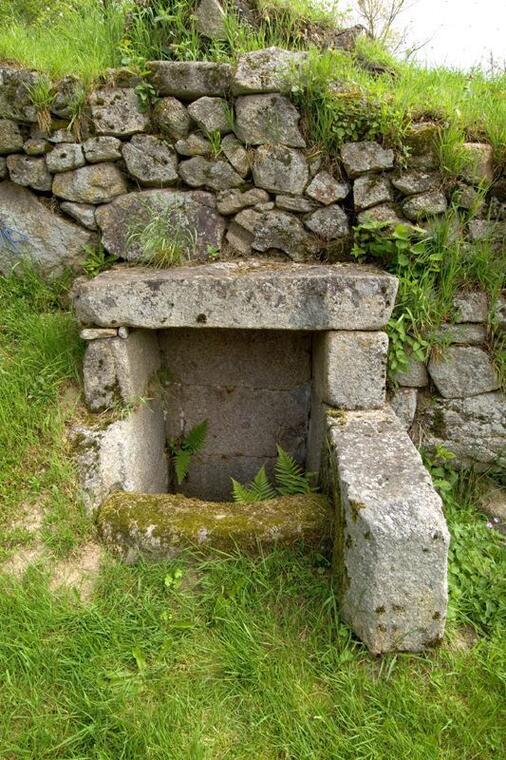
top-left (326, 407), bottom-right (449, 653)
top-left (72, 260), bottom-right (398, 331)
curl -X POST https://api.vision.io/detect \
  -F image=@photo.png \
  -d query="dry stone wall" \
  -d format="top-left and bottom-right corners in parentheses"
top-left (0, 48), bottom-right (504, 470)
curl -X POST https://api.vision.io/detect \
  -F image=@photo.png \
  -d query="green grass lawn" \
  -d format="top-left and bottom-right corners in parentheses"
top-left (0, 271), bottom-right (505, 759)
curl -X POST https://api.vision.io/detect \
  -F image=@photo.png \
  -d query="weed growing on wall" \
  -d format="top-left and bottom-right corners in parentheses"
top-left (232, 446), bottom-right (315, 502)
top-left (127, 203), bottom-right (198, 269)
top-left (170, 419), bottom-right (209, 486)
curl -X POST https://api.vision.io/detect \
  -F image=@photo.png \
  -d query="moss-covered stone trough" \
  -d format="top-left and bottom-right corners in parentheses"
top-left (97, 491), bottom-right (332, 562)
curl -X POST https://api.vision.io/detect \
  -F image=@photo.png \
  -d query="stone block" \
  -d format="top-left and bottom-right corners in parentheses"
top-left (216, 188), bottom-right (269, 215)
top-left (314, 331), bottom-right (388, 409)
top-left (46, 143), bottom-right (85, 173)
top-left (341, 141), bottom-right (394, 178)
top-left (0, 181), bottom-right (92, 278)
top-left (178, 156), bottom-right (244, 191)
top-left (83, 136), bottom-right (122, 163)
top-left (152, 97), bottom-right (191, 140)
top-left (73, 400), bottom-right (168, 512)
top-left (353, 174), bottom-right (393, 210)
top-left (394, 354), bottom-right (428, 387)
top-left (6, 155), bottom-right (52, 192)
top-left (460, 142), bottom-right (494, 185)
top-left (305, 172), bottom-right (349, 205)
top-left (357, 203), bottom-right (404, 226)
top-left (83, 330), bottom-right (161, 412)
top-left (195, 0), bottom-right (227, 40)
top-left (187, 96), bottom-right (232, 134)
top-left (231, 47), bottom-right (306, 95)
top-left (453, 290), bottom-right (488, 323)
top-left (389, 387), bottom-right (417, 429)
top-left (98, 492), bottom-right (331, 562)
top-left (276, 195), bottom-right (316, 213)
top-left (221, 134), bottom-right (250, 177)
top-left (122, 135), bottom-right (178, 187)
top-left (175, 133), bottom-right (212, 157)
top-left (235, 94), bottom-right (305, 147)
top-left (52, 163), bottom-right (127, 204)
top-left (0, 118), bottom-right (23, 154)
top-left (95, 189), bottom-right (225, 261)
top-left (392, 171), bottom-right (440, 196)
top-left (251, 209), bottom-right (319, 261)
top-left (304, 205), bottom-right (350, 240)
top-left (252, 145), bottom-right (309, 195)
top-left (0, 66), bottom-right (38, 121)
top-left (72, 260), bottom-right (399, 331)
top-left (417, 391), bottom-right (506, 469)
top-left (159, 327), bottom-right (311, 389)
top-left (436, 323), bottom-right (487, 345)
top-left (402, 191), bottom-right (448, 221)
top-left (428, 346), bottom-right (499, 398)
top-left (148, 60), bottom-right (232, 99)
top-left (60, 202), bottom-right (97, 230)
top-left (326, 407), bottom-right (449, 653)
top-left (89, 88), bottom-right (150, 136)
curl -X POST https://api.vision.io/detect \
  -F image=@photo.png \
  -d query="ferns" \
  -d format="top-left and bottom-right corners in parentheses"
top-left (274, 445), bottom-right (313, 495)
top-left (231, 447), bottom-right (315, 503)
top-left (171, 419), bottom-right (208, 486)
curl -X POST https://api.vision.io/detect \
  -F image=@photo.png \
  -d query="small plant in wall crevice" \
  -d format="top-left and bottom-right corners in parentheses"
top-left (231, 446), bottom-right (316, 503)
top-left (170, 419), bottom-right (208, 486)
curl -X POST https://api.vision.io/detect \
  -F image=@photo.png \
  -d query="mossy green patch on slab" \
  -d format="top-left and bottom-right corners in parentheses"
top-left (97, 491), bottom-right (331, 562)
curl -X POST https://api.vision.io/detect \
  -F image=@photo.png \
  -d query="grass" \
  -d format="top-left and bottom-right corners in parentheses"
top-left (0, 270), bottom-right (504, 758)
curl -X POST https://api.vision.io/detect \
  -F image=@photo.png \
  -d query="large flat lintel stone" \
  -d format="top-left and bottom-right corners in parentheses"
top-left (326, 407), bottom-right (449, 654)
top-left (72, 261), bottom-right (398, 331)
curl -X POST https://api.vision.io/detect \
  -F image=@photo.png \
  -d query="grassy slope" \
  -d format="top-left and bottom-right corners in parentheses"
top-left (0, 274), bottom-right (504, 759)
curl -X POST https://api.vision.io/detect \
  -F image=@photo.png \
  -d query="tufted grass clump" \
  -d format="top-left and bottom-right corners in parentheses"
top-left (127, 208), bottom-right (198, 269)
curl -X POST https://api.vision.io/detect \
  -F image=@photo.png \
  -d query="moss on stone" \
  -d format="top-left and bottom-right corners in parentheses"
top-left (97, 491), bottom-right (331, 561)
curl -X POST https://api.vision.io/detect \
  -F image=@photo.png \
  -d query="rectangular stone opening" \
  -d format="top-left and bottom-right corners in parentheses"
top-left (160, 328), bottom-right (313, 501)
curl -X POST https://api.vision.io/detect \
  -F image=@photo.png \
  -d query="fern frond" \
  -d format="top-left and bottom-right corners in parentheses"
top-left (183, 419), bottom-right (208, 453)
top-left (249, 466), bottom-right (277, 501)
top-left (274, 446), bottom-right (313, 495)
top-left (231, 478), bottom-right (258, 503)
top-left (174, 449), bottom-right (192, 485)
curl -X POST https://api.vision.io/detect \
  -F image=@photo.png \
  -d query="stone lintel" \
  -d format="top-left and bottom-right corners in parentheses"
top-left (326, 407), bottom-right (449, 654)
top-left (72, 260), bottom-right (398, 331)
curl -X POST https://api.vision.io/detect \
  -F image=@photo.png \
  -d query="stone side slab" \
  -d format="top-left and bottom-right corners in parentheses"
top-left (326, 407), bottom-right (449, 653)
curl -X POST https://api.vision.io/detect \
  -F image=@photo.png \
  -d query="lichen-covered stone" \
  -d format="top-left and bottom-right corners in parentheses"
top-left (60, 201), bottom-right (97, 230)
top-left (51, 74), bottom-right (84, 119)
top-left (0, 180), bottom-right (92, 277)
top-left (460, 142), bottom-right (494, 185)
top-left (341, 141), bottom-right (394, 178)
top-left (46, 143), bottom-right (85, 173)
top-left (52, 163), bottom-right (127, 203)
top-left (6, 154), bottom-right (52, 191)
top-left (417, 391), bottom-right (506, 469)
top-left (357, 203), bottom-right (404, 226)
top-left (23, 138), bottom-right (50, 156)
top-left (122, 135), bottom-right (178, 187)
top-left (453, 290), bottom-right (488, 323)
top-left (148, 60), bottom-right (232, 99)
top-left (353, 174), bottom-right (393, 210)
top-left (98, 492), bottom-right (331, 561)
top-left (0, 118), bottom-right (23, 154)
top-left (72, 260), bottom-right (398, 331)
top-left (83, 136), bottom-right (122, 163)
top-left (326, 408), bottom-right (449, 653)
top-left (0, 66), bottom-right (38, 121)
top-left (73, 400), bottom-right (168, 512)
top-left (221, 134), bottom-right (250, 177)
top-left (83, 330), bottom-right (160, 412)
top-left (304, 205), bottom-right (349, 240)
top-left (306, 172), bottom-right (349, 205)
top-left (187, 96), bottom-right (232, 134)
top-left (394, 354), bottom-right (428, 387)
top-left (314, 331), bottom-right (388, 409)
top-left (232, 47), bottom-right (306, 95)
top-left (251, 209), bottom-right (319, 261)
top-left (428, 346), bottom-right (499, 398)
top-left (392, 170), bottom-right (440, 196)
top-left (402, 191), bottom-right (447, 221)
top-left (275, 195), bottom-right (316, 213)
top-left (89, 88), bottom-right (150, 137)
top-left (95, 189), bottom-right (225, 261)
top-left (253, 145), bottom-right (309, 195)
top-left (195, 0), bottom-right (227, 40)
top-left (389, 387), bottom-right (418, 429)
top-left (216, 187), bottom-right (269, 215)
top-left (436, 323), bottom-right (487, 345)
top-left (153, 96), bottom-right (191, 140)
top-left (175, 132), bottom-right (212, 157)
top-left (235, 94), bottom-right (305, 147)
top-left (179, 156), bottom-right (244, 191)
